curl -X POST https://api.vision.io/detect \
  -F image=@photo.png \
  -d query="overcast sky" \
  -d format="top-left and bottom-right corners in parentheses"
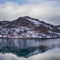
top-left (0, 0), bottom-right (60, 25)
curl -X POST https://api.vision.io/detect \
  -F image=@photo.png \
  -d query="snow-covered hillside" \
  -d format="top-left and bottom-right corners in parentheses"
top-left (0, 16), bottom-right (60, 38)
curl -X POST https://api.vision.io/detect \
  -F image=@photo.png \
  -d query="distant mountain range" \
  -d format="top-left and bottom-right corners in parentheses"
top-left (0, 16), bottom-right (60, 38)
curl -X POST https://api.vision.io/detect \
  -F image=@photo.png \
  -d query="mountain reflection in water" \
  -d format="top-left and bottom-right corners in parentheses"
top-left (0, 38), bottom-right (60, 60)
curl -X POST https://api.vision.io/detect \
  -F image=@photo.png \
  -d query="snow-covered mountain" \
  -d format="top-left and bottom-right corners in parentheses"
top-left (0, 16), bottom-right (60, 38)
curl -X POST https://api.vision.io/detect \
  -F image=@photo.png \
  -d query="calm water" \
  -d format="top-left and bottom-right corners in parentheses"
top-left (0, 38), bottom-right (60, 60)
top-left (0, 38), bottom-right (60, 49)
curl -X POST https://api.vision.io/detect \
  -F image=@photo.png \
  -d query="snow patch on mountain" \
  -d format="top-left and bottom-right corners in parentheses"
top-left (26, 18), bottom-right (41, 26)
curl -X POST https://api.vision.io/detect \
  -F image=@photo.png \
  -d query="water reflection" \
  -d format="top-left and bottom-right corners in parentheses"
top-left (0, 38), bottom-right (60, 57)
top-left (0, 38), bottom-right (60, 49)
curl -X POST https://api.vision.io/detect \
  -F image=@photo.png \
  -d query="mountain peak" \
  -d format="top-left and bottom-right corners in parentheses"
top-left (23, 16), bottom-right (30, 18)
top-left (0, 16), bottom-right (60, 38)
top-left (16, 16), bottom-right (41, 27)
top-left (17, 16), bottom-right (31, 19)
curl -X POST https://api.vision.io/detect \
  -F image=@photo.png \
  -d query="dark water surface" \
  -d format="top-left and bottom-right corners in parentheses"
top-left (0, 38), bottom-right (60, 57)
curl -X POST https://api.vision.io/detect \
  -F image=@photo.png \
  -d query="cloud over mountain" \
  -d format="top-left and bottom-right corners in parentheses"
top-left (0, 0), bottom-right (60, 25)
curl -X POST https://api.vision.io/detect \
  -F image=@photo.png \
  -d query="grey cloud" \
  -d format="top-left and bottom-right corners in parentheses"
top-left (0, 1), bottom-right (60, 25)
top-left (26, 0), bottom-right (60, 4)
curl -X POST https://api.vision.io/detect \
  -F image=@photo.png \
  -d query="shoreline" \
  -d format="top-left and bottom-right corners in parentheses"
top-left (0, 37), bottom-right (60, 40)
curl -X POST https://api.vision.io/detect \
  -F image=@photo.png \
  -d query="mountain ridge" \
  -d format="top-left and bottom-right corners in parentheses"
top-left (0, 16), bottom-right (60, 38)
